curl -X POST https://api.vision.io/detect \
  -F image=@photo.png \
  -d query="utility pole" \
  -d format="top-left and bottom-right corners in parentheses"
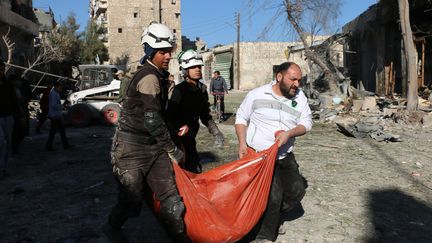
top-left (159, 0), bottom-right (162, 23)
top-left (236, 12), bottom-right (240, 90)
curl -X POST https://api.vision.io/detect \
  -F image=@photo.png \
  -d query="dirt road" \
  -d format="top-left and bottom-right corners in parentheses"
top-left (1, 92), bottom-right (431, 242)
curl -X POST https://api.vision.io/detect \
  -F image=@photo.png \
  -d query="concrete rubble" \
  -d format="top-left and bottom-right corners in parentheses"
top-left (306, 88), bottom-right (432, 142)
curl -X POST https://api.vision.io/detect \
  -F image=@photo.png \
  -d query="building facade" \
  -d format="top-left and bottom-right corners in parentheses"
top-left (89, 0), bottom-right (182, 73)
top-left (343, 0), bottom-right (432, 97)
top-left (0, 0), bottom-right (38, 66)
top-left (201, 42), bottom-right (293, 91)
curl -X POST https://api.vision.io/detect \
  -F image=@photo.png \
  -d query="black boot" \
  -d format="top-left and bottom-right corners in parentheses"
top-left (102, 208), bottom-right (129, 243)
top-left (159, 195), bottom-right (188, 241)
top-left (102, 223), bottom-right (129, 243)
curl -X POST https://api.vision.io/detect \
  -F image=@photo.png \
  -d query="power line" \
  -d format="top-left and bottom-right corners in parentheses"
top-left (194, 23), bottom-right (233, 38)
top-left (182, 16), bottom-right (233, 31)
top-left (182, 14), bottom-right (232, 29)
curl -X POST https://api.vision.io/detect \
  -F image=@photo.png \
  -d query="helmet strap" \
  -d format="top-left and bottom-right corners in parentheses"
top-left (140, 43), bottom-right (156, 64)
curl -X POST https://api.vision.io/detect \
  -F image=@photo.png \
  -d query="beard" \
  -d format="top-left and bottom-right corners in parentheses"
top-left (279, 81), bottom-right (297, 99)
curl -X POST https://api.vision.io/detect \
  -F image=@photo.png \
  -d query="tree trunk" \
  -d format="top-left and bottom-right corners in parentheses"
top-left (398, 0), bottom-right (418, 110)
top-left (284, 1), bottom-right (339, 94)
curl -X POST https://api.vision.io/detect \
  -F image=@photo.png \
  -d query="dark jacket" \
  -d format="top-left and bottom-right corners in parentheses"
top-left (167, 81), bottom-right (212, 137)
top-left (40, 86), bottom-right (51, 114)
top-left (0, 77), bottom-right (19, 117)
top-left (118, 61), bottom-right (178, 154)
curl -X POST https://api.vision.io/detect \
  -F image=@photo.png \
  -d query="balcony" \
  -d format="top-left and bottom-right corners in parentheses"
top-left (94, 0), bottom-right (107, 15)
top-left (98, 33), bottom-right (108, 42)
top-left (95, 14), bottom-right (107, 25)
top-left (0, 4), bottom-right (38, 36)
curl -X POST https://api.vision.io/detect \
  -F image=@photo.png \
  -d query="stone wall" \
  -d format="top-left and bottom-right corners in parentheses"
top-left (238, 42), bottom-right (290, 90)
top-left (105, 0), bottom-right (181, 74)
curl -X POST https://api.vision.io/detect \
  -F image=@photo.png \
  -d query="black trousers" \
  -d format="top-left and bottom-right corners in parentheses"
top-left (256, 153), bottom-right (307, 241)
top-left (108, 135), bottom-right (180, 228)
top-left (36, 112), bottom-right (48, 132)
top-left (177, 134), bottom-right (201, 173)
top-left (12, 118), bottom-right (25, 153)
top-left (46, 118), bottom-right (69, 149)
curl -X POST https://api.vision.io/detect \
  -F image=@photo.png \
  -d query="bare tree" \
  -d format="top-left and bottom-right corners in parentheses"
top-left (283, 0), bottom-right (343, 94)
top-left (247, 0), bottom-right (344, 94)
top-left (398, 0), bottom-right (418, 110)
top-left (22, 32), bottom-right (66, 77)
top-left (1, 28), bottom-right (15, 73)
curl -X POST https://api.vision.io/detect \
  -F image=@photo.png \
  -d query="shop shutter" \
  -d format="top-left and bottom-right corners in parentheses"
top-left (214, 51), bottom-right (233, 89)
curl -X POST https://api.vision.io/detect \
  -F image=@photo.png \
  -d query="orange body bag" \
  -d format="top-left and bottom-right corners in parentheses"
top-left (172, 143), bottom-right (279, 243)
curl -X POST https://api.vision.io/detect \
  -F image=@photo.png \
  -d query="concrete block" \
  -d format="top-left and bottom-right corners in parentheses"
top-left (423, 112), bottom-right (432, 128)
top-left (352, 99), bottom-right (363, 113)
top-left (361, 97), bottom-right (378, 111)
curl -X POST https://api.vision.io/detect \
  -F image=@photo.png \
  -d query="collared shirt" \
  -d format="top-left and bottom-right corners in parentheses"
top-left (210, 76), bottom-right (227, 93)
top-left (48, 89), bottom-right (63, 119)
top-left (235, 81), bottom-right (312, 158)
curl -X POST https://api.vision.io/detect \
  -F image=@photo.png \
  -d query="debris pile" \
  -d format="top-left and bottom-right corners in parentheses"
top-left (305, 86), bottom-right (432, 142)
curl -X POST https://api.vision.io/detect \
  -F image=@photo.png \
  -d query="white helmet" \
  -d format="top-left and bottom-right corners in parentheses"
top-left (141, 22), bottom-right (176, 49)
top-left (178, 49), bottom-right (204, 69)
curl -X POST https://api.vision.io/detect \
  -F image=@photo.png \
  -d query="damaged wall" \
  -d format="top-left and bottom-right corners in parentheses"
top-left (0, 1), bottom-right (38, 66)
top-left (343, 0), bottom-right (432, 97)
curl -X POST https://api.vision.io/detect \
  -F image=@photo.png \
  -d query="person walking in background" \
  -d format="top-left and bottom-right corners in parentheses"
top-left (209, 70), bottom-right (228, 120)
top-left (0, 59), bottom-right (20, 179)
top-left (116, 70), bottom-right (130, 103)
top-left (36, 82), bottom-right (53, 134)
top-left (235, 62), bottom-right (312, 242)
top-left (45, 81), bottom-right (71, 151)
top-left (167, 49), bottom-right (224, 173)
top-left (10, 73), bottom-right (31, 155)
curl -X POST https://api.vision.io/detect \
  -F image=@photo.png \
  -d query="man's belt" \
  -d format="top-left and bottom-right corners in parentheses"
top-left (117, 130), bottom-right (157, 145)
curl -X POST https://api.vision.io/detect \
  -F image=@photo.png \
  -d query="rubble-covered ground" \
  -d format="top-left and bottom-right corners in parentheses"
top-left (1, 91), bottom-right (431, 243)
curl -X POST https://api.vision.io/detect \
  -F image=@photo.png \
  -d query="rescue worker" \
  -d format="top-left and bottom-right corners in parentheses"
top-left (166, 49), bottom-right (224, 173)
top-left (103, 23), bottom-right (187, 242)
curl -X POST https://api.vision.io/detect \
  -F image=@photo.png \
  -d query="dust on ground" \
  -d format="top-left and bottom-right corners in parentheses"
top-left (1, 91), bottom-right (431, 242)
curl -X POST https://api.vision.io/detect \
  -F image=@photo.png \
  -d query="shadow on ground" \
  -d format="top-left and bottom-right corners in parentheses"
top-left (366, 189), bottom-right (432, 242)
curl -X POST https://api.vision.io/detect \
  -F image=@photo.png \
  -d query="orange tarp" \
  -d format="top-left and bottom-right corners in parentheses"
top-left (173, 143), bottom-right (279, 243)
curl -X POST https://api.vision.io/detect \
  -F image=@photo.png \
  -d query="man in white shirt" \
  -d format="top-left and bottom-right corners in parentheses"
top-left (235, 62), bottom-right (312, 242)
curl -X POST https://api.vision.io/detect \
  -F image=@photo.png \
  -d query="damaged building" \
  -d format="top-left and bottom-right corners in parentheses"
top-left (0, 0), bottom-right (38, 65)
top-left (89, 0), bottom-right (182, 73)
top-left (201, 42), bottom-right (295, 90)
top-left (343, 0), bottom-right (432, 97)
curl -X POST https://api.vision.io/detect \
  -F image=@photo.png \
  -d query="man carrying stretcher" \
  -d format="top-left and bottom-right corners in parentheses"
top-left (235, 61), bottom-right (312, 242)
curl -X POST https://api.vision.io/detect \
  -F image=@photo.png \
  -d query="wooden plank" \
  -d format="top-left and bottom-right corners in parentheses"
top-left (385, 65), bottom-right (390, 96)
top-left (390, 61), bottom-right (395, 97)
top-left (83, 96), bottom-right (118, 101)
top-left (421, 41), bottom-right (425, 87)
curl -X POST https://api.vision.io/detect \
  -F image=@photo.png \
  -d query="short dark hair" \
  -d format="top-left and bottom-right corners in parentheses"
top-left (54, 81), bottom-right (63, 88)
top-left (274, 62), bottom-right (299, 75)
top-left (8, 73), bottom-right (20, 80)
top-left (214, 71), bottom-right (220, 75)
